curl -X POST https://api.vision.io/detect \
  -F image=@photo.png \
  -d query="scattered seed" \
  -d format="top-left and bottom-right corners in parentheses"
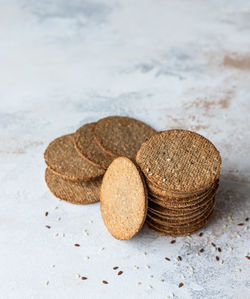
top-left (149, 173), bottom-right (153, 176)
top-left (148, 285), bottom-right (153, 289)
top-left (244, 226), bottom-right (248, 231)
top-left (84, 256), bottom-right (89, 260)
top-left (45, 225), bottom-right (51, 229)
top-left (178, 282), bottom-right (183, 288)
top-left (167, 158), bottom-right (171, 162)
top-left (102, 280), bottom-right (108, 284)
top-left (238, 223), bottom-right (244, 226)
top-left (81, 277), bottom-right (87, 280)
top-left (181, 274), bottom-right (185, 279)
top-left (53, 233), bottom-right (58, 238)
top-left (218, 247), bottom-right (222, 252)
top-left (227, 216), bottom-right (232, 222)
top-left (216, 256), bottom-right (220, 261)
top-left (118, 271), bottom-right (123, 275)
top-left (170, 240), bottom-right (176, 244)
top-left (57, 217), bottom-right (61, 221)
top-left (146, 265), bottom-right (151, 269)
top-left (137, 282), bottom-right (141, 286)
top-left (54, 206), bottom-right (58, 210)
top-left (61, 233), bottom-right (65, 237)
top-left (149, 275), bottom-right (153, 278)
top-left (185, 242), bottom-right (190, 247)
top-left (99, 247), bottom-right (105, 251)
top-left (199, 232), bottom-right (203, 237)
top-left (245, 217), bottom-right (249, 222)
top-left (143, 251), bottom-right (147, 256)
top-left (229, 247), bottom-right (233, 251)
top-left (146, 168), bottom-right (150, 172)
top-left (50, 265), bottom-right (55, 268)
top-left (245, 256), bottom-right (250, 260)
top-left (45, 281), bottom-right (49, 286)
top-left (74, 243), bottom-right (80, 247)
top-left (75, 274), bottom-right (80, 278)
top-left (134, 265), bottom-right (139, 269)
top-left (45, 212), bottom-right (48, 216)
top-left (187, 235), bottom-right (192, 239)
top-left (160, 279), bottom-right (164, 282)
top-left (177, 256), bottom-right (182, 261)
top-left (189, 266), bottom-right (194, 274)
top-left (89, 220), bottom-right (93, 223)
top-left (113, 266), bottom-right (119, 270)
top-left (211, 242), bottom-right (216, 247)
top-left (163, 178), bottom-right (166, 182)
top-left (200, 248), bottom-right (204, 253)
top-left (236, 268), bottom-right (241, 272)
top-left (165, 257), bottom-right (171, 261)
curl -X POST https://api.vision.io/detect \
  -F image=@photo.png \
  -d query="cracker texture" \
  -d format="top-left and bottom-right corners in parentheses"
top-left (100, 157), bottom-right (147, 240)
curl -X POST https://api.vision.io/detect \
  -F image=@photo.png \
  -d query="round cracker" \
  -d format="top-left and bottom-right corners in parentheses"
top-left (147, 198), bottom-right (215, 226)
top-left (100, 157), bottom-right (147, 240)
top-left (94, 116), bottom-right (156, 159)
top-left (45, 168), bottom-right (101, 204)
top-left (44, 134), bottom-right (105, 181)
top-left (74, 122), bottom-right (114, 169)
top-left (136, 130), bottom-right (221, 193)
top-left (148, 199), bottom-right (214, 222)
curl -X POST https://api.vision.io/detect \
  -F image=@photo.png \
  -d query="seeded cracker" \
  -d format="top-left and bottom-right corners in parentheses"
top-left (44, 134), bottom-right (104, 181)
top-left (74, 122), bottom-right (114, 169)
top-left (45, 168), bottom-right (101, 204)
top-left (94, 116), bottom-right (156, 159)
top-left (136, 130), bottom-right (221, 193)
top-left (100, 157), bottom-right (147, 240)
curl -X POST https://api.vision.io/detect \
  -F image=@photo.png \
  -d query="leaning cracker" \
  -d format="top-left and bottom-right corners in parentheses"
top-left (45, 168), bottom-right (101, 204)
top-left (44, 134), bottom-right (104, 181)
top-left (136, 130), bottom-right (221, 193)
top-left (74, 122), bottom-right (114, 169)
top-left (100, 157), bottom-right (147, 240)
top-left (94, 116), bottom-right (156, 159)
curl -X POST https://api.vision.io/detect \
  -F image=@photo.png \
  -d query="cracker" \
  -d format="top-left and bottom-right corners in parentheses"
top-left (94, 116), bottom-right (156, 159)
top-left (74, 122), bottom-right (114, 169)
top-left (100, 157), bottom-right (147, 240)
top-left (44, 134), bottom-right (104, 181)
top-left (136, 130), bottom-right (221, 193)
top-left (148, 199), bottom-right (214, 222)
top-left (149, 180), bottom-right (219, 203)
top-left (147, 198), bottom-right (215, 226)
top-left (45, 168), bottom-right (101, 204)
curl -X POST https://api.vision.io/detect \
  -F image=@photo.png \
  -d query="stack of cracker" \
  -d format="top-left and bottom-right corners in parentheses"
top-left (44, 116), bottom-right (155, 205)
top-left (136, 130), bottom-right (221, 236)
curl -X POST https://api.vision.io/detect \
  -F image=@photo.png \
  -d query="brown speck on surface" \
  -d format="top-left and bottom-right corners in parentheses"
top-left (177, 256), bottom-right (182, 261)
top-left (200, 248), bottom-right (204, 253)
top-left (223, 53), bottom-right (250, 70)
top-left (238, 223), bottom-right (244, 226)
top-left (245, 256), bottom-right (250, 260)
top-left (45, 225), bottom-right (51, 229)
top-left (45, 212), bottom-right (48, 216)
top-left (199, 232), bottom-right (203, 237)
top-left (102, 280), bottom-right (108, 284)
top-left (216, 256), bottom-right (220, 261)
top-left (74, 243), bottom-right (80, 247)
top-left (218, 248), bottom-right (222, 252)
top-left (178, 282), bottom-right (184, 288)
top-left (165, 257), bottom-right (171, 261)
top-left (81, 277), bottom-right (87, 280)
top-left (118, 271), bottom-right (123, 275)
top-left (245, 217), bottom-right (249, 222)
top-left (211, 243), bottom-right (216, 247)
top-left (170, 240), bottom-right (176, 244)
top-left (113, 266), bottom-right (119, 270)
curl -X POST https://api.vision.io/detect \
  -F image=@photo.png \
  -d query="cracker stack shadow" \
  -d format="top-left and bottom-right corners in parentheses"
top-left (136, 129), bottom-right (222, 237)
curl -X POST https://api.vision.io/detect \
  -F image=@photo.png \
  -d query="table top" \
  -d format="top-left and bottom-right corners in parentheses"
top-left (1, 1), bottom-right (250, 298)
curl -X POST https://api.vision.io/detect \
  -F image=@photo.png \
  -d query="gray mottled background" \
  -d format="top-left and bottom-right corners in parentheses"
top-left (0, 1), bottom-right (250, 298)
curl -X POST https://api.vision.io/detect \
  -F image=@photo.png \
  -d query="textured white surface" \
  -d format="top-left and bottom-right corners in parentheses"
top-left (0, 1), bottom-right (250, 298)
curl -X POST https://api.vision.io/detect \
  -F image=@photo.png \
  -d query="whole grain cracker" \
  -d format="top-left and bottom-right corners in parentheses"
top-left (136, 130), bottom-right (221, 193)
top-left (44, 134), bottom-right (104, 181)
top-left (147, 198), bottom-right (215, 226)
top-left (148, 199), bottom-right (214, 223)
top-left (100, 157), bottom-right (147, 240)
top-left (74, 122), bottom-right (114, 169)
top-left (94, 116), bottom-right (156, 159)
top-left (45, 168), bottom-right (101, 204)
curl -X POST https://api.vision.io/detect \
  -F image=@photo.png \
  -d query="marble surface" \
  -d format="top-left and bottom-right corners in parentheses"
top-left (1, 1), bottom-right (250, 298)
